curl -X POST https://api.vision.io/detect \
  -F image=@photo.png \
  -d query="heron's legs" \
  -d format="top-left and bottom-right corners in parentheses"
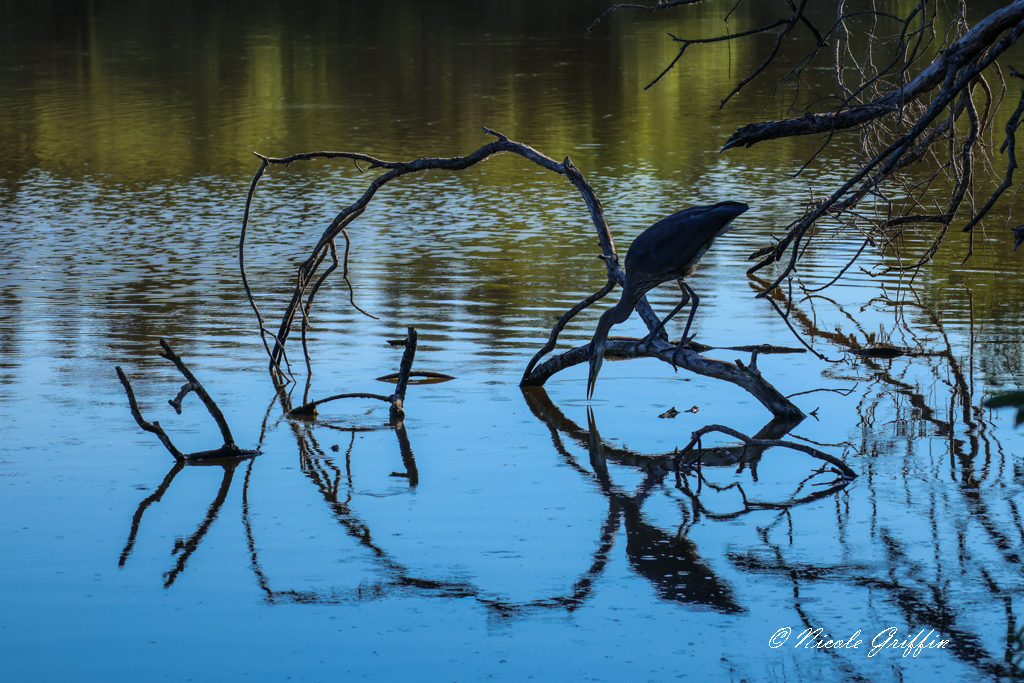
top-left (641, 280), bottom-right (690, 344)
top-left (672, 282), bottom-right (700, 369)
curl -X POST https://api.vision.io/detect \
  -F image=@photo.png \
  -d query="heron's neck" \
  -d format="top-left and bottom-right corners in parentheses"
top-left (599, 281), bottom-right (641, 331)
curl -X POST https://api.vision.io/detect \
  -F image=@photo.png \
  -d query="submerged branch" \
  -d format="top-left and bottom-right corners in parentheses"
top-left (115, 341), bottom-right (257, 460)
top-left (285, 327), bottom-right (420, 427)
top-left (521, 336), bottom-right (805, 420)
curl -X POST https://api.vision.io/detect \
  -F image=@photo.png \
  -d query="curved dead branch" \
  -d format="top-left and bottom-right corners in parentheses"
top-left (247, 130), bottom-right (806, 417)
top-left (521, 335), bottom-right (805, 420)
top-left (243, 128), bottom-right (678, 377)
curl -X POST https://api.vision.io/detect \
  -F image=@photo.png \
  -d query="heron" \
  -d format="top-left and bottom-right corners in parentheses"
top-left (586, 200), bottom-right (749, 399)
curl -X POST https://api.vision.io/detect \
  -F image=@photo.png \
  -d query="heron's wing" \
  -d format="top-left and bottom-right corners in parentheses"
top-left (625, 202), bottom-right (748, 281)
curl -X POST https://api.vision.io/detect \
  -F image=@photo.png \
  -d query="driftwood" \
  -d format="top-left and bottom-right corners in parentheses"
top-left (522, 336), bottom-right (806, 420)
top-left (286, 326), bottom-right (419, 426)
top-left (243, 129), bottom-right (805, 418)
top-left (116, 339), bottom-right (257, 461)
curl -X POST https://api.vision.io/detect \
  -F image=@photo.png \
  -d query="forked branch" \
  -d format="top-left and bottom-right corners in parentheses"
top-left (248, 130), bottom-right (804, 419)
top-left (116, 340), bottom-right (257, 460)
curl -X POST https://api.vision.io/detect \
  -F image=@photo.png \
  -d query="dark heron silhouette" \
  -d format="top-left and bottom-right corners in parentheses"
top-left (586, 200), bottom-right (749, 399)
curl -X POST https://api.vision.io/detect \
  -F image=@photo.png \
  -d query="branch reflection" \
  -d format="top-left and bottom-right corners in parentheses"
top-left (240, 382), bottom-right (473, 604)
top-left (119, 456), bottom-right (253, 588)
top-left (747, 274), bottom-right (1023, 679)
top-left (506, 387), bottom-right (853, 615)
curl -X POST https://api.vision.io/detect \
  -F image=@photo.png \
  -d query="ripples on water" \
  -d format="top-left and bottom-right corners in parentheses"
top-left (2, 2), bottom-right (1023, 682)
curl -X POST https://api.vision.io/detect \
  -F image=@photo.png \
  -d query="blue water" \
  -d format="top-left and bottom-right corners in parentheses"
top-left (2, 2), bottom-right (1023, 681)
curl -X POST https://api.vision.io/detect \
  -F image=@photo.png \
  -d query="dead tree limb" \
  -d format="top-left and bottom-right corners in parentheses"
top-left (389, 326), bottom-right (417, 424)
top-left (157, 339), bottom-right (238, 450)
top-left (250, 131), bottom-right (802, 417)
top-left (520, 279), bottom-right (616, 385)
top-left (286, 327), bottom-right (419, 426)
top-left (116, 340), bottom-right (257, 460)
top-left (722, 5), bottom-right (1024, 150)
top-left (746, 16), bottom-right (1024, 295)
top-left (597, 0), bottom-right (1024, 293)
top-left (961, 67), bottom-right (1024, 239)
top-left (244, 128), bottom-right (665, 378)
top-left (521, 336), bottom-right (806, 420)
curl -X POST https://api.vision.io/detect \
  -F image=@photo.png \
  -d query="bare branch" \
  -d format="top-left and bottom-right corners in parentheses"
top-left (249, 130), bottom-right (676, 375)
top-left (724, 4), bottom-right (1024, 150)
top-left (116, 343), bottom-right (255, 460)
top-left (521, 279), bottom-right (616, 384)
top-left (962, 67), bottom-right (1024, 234)
top-left (390, 327), bottom-right (418, 424)
top-left (158, 339), bottom-right (238, 451)
top-left (115, 367), bottom-right (184, 460)
top-left (252, 132), bottom-right (806, 418)
top-left (521, 335), bottom-right (804, 420)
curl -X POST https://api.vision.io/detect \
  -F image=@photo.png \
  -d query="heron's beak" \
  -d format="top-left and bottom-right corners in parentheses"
top-left (587, 338), bottom-right (606, 400)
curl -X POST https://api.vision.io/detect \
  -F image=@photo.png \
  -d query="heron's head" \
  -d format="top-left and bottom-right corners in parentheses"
top-left (587, 331), bottom-right (608, 400)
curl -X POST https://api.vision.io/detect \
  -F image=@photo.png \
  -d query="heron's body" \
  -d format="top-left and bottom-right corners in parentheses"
top-left (587, 200), bottom-right (749, 399)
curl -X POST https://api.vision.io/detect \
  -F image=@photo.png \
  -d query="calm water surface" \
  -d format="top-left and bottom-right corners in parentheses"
top-left (2, 2), bottom-right (1024, 682)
